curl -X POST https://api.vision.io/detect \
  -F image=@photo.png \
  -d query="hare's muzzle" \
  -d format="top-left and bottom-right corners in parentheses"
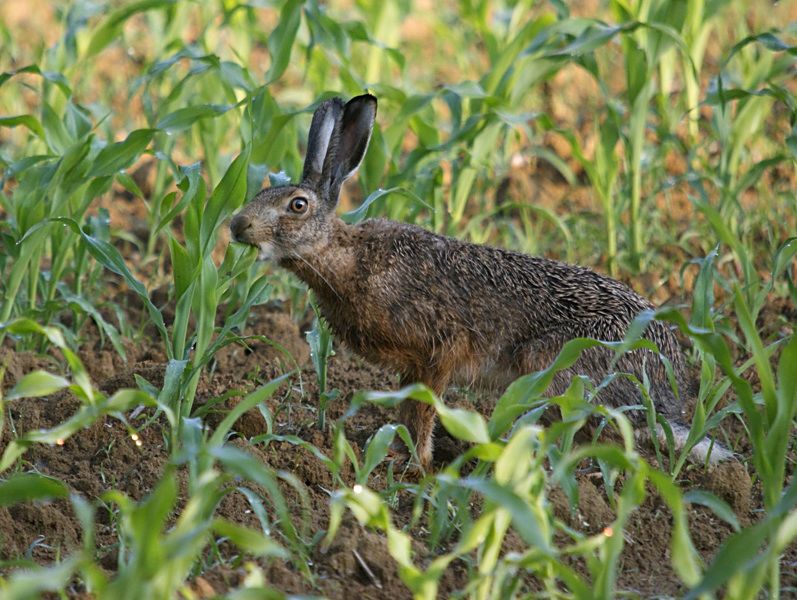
top-left (230, 214), bottom-right (255, 245)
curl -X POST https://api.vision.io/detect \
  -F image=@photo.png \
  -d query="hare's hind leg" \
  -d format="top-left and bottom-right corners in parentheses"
top-left (513, 328), bottom-right (580, 396)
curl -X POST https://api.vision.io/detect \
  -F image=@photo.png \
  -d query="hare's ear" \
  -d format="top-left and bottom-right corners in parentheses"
top-left (301, 97), bottom-right (345, 187)
top-left (321, 94), bottom-right (377, 205)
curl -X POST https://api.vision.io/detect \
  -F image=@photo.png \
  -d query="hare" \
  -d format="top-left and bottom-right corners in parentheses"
top-left (230, 93), bottom-right (729, 469)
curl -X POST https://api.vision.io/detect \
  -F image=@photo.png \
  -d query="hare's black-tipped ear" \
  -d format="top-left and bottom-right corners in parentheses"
top-left (322, 94), bottom-right (377, 205)
top-left (336, 94), bottom-right (377, 182)
top-left (301, 97), bottom-right (345, 186)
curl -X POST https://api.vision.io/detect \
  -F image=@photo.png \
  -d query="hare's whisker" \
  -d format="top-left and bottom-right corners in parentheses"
top-left (291, 251), bottom-right (342, 301)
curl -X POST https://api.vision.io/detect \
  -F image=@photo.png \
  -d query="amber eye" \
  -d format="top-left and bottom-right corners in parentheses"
top-left (288, 196), bottom-right (308, 214)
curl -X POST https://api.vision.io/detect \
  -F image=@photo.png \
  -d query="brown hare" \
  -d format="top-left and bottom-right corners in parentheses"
top-left (230, 93), bottom-right (729, 470)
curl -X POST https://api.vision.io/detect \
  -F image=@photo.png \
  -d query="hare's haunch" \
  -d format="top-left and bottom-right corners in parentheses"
top-left (230, 94), bottom-right (729, 469)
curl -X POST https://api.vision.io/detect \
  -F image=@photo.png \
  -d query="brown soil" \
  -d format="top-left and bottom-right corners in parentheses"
top-left (3, 1), bottom-right (795, 595)
top-left (2, 279), bottom-right (793, 597)
top-left (2, 134), bottom-right (794, 597)
top-left (4, 8), bottom-right (797, 590)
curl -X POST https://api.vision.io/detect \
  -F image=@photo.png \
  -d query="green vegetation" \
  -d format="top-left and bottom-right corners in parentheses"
top-left (0, 0), bottom-right (795, 598)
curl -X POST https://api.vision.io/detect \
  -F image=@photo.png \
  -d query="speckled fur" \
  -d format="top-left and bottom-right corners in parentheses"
top-left (231, 94), bottom-right (724, 469)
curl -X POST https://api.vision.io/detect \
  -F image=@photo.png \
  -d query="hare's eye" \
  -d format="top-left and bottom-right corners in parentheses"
top-left (289, 197), bottom-right (308, 214)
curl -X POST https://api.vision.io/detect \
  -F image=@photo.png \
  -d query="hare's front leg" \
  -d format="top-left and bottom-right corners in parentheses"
top-left (398, 371), bottom-right (450, 470)
top-left (398, 395), bottom-right (436, 470)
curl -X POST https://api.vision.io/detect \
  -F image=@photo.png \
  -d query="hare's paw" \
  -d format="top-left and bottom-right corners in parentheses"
top-left (387, 435), bottom-right (433, 478)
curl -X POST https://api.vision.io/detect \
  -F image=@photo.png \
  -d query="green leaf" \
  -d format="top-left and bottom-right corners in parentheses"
top-left (0, 115), bottom-right (46, 140)
top-left (690, 246), bottom-right (719, 330)
top-left (483, 13), bottom-right (557, 95)
top-left (51, 217), bottom-right (170, 357)
top-left (341, 187), bottom-right (430, 224)
top-left (457, 477), bottom-right (553, 554)
top-left (41, 102), bottom-right (73, 153)
top-left (0, 320), bottom-right (66, 348)
top-left (554, 444), bottom-right (636, 478)
top-left (1, 390), bottom-right (155, 471)
top-left (200, 146), bottom-right (251, 256)
top-left (126, 470), bottom-right (178, 567)
top-left (87, 0), bottom-right (176, 58)
top-left (733, 286), bottom-right (777, 420)
top-left (212, 519), bottom-right (288, 558)
top-left (209, 373), bottom-right (290, 447)
top-left (684, 490), bottom-right (741, 532)
top-left (684, 520), bottom-right (769, 599)
top-left (0, 473), bottom-right (69, 506)
top-left (168, 236), bottom-right (193, 301)
top-left (776, 334), bottom-right (797, 416)
top-left (450, 166), bottom-right (477, 223)
top-left (443, 81), bottom-right (488, 99)
top-left (2, 557), bottom-right (79, 597)
top-left (0, 65), bottom-right (71, 96)
top-left (88, 129), bottom-right (155, 177)
top-left (60, 290), bottom-right (127, 361)
top-left (251, 433), bottom-right (336, 473)
top-left (723, 31), bottom-right (797, 68)
top-left (266, 0), bottom-right (303, 83)
top-left (212, 445), bottom-right (302, 549)
top-left (546, 22), bottom-right (637, 58)
top-left (194, 254), bottom-right (220, 365)
top-left (437, 405), bottom-right (490, 444)
top-left (359, 424), bottom-right (400, 482)
top-left (490, 337), bottom-right (603, 438)
top-left (156, 104), bottom-right (234, 133)
top-left (773, 238), bottom-right (797, 282)
top-left (157, 162), bottom-right (202, 233)
top-left (494, 425), bottom-right (540, 485)
top-left (105, 389), bottom-right (155, 412)
top-left (6, 370), bottom-right (70, 400)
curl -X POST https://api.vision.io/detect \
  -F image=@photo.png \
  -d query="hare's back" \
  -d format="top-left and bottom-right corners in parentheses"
top-left (351, 220), bottom-right (687, 417)
top-left (359, 219), bottom-right (653, 335)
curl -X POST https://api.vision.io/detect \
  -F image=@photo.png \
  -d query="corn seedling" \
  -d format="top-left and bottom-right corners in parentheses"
top-left (1, 1), bottom-right (795, 598)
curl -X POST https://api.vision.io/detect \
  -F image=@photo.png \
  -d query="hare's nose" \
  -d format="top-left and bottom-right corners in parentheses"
top-left (230, 214), bottom-right (254, 243)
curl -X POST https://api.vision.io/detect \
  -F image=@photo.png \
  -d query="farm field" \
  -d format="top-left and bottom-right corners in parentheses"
top-left (1, 1), bottom-right (796, 598)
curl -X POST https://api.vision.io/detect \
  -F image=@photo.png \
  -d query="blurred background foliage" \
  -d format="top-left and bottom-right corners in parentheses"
top-left (1, 0), bottom-right (796, 598)
top-left (2, 0), bottom-right (795, 290)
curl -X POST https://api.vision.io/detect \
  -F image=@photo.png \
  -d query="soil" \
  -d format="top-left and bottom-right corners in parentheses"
top-left (2, 5), bottom-right (796, 593)
top-left (1, 276), bottom-right (794, 597)
top-left (1, 125), bottom-right (795, 597)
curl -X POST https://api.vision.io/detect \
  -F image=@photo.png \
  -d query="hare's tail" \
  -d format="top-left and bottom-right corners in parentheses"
top-left (667, 421), bottom-right (735, 464)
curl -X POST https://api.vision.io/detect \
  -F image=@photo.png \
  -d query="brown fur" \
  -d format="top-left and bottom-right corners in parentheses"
top-left (230, 94), bottom-right (724, 469)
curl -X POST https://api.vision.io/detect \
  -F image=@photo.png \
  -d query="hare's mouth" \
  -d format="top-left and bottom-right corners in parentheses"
top-left (257, 242), bottom-right (277, 261)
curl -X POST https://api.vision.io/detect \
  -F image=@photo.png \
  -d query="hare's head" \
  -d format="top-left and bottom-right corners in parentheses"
top-left (230, 94), bottom-right (376, 261)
